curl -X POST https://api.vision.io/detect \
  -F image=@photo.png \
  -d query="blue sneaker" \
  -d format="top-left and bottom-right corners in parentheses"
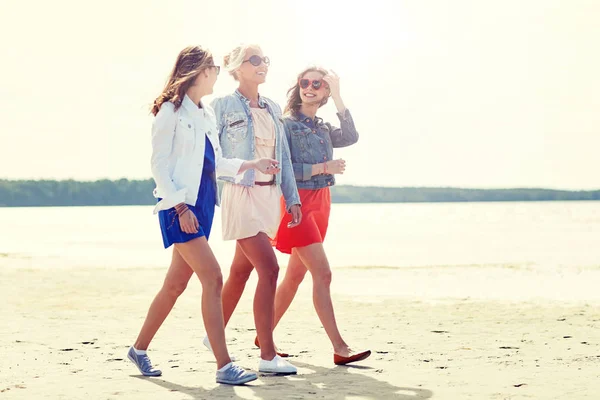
top-left (127, 346), bottom-right (162, 377)
top-left (216, 363), bottom-right (257, 385)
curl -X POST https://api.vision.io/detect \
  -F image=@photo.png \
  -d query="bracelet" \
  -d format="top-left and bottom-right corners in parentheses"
top-left (174, 203), bottom-right (190, 217)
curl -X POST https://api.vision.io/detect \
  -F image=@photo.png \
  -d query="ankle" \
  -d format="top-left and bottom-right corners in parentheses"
top-left (133, 343), bottom-right (148, 351)
top-left (260, 351), bottom-right (277, 361)
top-left (217, 360), bottom-right (232, 370)
top-left (333, 343), bottom-right (350, 354)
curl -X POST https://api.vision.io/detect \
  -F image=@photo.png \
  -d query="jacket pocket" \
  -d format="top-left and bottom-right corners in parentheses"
top-left (224, 112), bottom-right (248, 144)
top-left (290, 125), bottom-right (312, 163)
top-left (176, 116), bottom-right (195, 156)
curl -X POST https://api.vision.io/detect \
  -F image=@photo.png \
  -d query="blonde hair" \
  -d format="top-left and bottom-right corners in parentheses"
top-left (223, 44), bottom-right (261, 81)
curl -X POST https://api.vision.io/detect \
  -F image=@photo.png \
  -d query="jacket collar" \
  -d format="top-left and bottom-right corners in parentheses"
top-left (234, 89), bottom-right (267, 108)
top-left (182, 94), bottom-right (205, 116)
top-left (294, 111), bottom-right (323, 126)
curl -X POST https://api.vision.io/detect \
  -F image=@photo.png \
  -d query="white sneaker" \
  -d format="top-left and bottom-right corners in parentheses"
top-left (203, 335), bottom-right (237, 362)
top-left (258, 355), bottom-right (297, 375)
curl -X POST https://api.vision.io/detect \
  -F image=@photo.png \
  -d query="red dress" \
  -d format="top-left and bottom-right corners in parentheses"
top-left (272, 187), bottom-right (331, 254)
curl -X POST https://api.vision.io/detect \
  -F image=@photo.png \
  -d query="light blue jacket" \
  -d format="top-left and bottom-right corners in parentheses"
top-left (211, 90), bottom-right (301, 210)
top-left (283, 109), bottom-right (359, 190)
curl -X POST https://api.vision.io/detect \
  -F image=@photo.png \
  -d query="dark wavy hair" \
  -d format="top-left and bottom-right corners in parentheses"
top-left (151, 46), bottom-right (215, 116)
top-left (284, 67), bottom-right (330, 115)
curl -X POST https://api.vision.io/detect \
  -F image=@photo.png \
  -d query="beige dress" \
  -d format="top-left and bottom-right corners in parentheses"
top-left (221, 108), bottom-right (282, 240)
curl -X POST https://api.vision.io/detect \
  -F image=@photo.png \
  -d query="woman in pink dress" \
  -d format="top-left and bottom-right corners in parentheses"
top-left (209, 44), bottom-right (302, 375)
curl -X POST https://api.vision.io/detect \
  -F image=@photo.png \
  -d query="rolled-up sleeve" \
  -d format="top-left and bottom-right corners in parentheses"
top-left (329, 109), bottom-right (359, 148)
top-left (293, 162), bottom-right (313, 181)
top-left (215, 155), bottom-right (244, 178)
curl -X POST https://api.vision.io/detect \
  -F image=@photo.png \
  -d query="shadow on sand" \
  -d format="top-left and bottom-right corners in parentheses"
top-left (135, 360), bottom-right (433, 399)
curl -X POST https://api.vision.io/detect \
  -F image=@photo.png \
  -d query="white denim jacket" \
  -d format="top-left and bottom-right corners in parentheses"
top-left (151, 95), bottom-right (244, 214)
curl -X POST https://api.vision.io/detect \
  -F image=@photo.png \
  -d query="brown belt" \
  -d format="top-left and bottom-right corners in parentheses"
top-left (255, 180), bottom-right (275, 186)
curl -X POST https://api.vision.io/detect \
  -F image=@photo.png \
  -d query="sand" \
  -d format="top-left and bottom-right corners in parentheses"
top-left (1, 266), bottom-right (599, 400)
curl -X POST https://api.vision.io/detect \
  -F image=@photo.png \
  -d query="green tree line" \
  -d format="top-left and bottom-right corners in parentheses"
top-left (0, 179), bottom-right (598, 207)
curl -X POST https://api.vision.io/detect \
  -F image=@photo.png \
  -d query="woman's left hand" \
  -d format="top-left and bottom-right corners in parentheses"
top-left (287, 204), bottom-right (303, 228)
top-left (323, 71), bottom-right (341, 99)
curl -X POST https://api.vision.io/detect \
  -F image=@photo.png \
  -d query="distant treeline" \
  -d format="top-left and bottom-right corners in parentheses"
top-left (0, 179), bottom-right (598, 207)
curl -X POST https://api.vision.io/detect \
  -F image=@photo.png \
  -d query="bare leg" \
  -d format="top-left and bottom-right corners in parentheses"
top-left (221, 242), bottom-right (255, 327)
top-left (237, 233), bottom-right (280, 361)
top-left (272, 250), bottom-right (308, 330)
top-left (295, 243), bottom-right (352, 356)
top-left (175, 237), bottom-right (231, 369)
top-left (134, 248), bottom-right (193, 350)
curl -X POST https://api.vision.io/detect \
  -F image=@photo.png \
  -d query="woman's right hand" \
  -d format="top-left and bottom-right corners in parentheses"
top-left (254, 158), bottom-right (281, 175)
top-left (179, 209), bottom-right (199, 234)
top-left (326, 159), bottom-right (346, 174)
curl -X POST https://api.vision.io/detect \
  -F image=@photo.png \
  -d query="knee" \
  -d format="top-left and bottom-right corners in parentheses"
top-left (258, 263), bottom-right (280, 283)
top-left (287, 268), bottom-right (307, 288)
top-left (229, 267), bottom-right (252, 284)
top-left (201, 268), bottom-right (224, 291)
top-left (313, 268), bottom-right (332, 287)
top-left (163, 278), bottom-right (188, 299)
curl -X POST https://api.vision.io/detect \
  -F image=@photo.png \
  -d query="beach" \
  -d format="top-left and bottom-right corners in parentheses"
top-left (3, 0), bottom-right (600, 396)
top-left (2, 265), bottom-right (599, 400)
top-left (2, 202), bottom-right (600, 399)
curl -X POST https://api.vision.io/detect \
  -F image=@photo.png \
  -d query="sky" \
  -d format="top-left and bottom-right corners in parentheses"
top-left (0, 0), bottom-right (599, 189)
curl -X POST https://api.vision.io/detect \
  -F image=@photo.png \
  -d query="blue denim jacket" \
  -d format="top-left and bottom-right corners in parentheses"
top-left (283, 109), bottom-right (359, 190)
top-left (211, 90), bottom-right (301, 210)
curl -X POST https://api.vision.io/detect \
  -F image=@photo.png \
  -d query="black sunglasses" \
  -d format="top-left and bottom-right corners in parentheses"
top-left (299, 78), bottom-right (325, 90)
top-left (243, 55), bottom-right (270, 67)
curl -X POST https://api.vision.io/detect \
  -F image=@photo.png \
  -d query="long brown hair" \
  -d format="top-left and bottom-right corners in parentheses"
top-left (284, 67), bottom-right (329, 115)
top-left (151, 46), bottom-right (215, 116)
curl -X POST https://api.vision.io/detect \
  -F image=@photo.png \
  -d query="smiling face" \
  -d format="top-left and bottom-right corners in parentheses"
top-left (299, 70), bottom-right (329, 106)
top-left (283, 67), bottom-right (331, 115)
top-left (235, 46), bottom-right (269, 85)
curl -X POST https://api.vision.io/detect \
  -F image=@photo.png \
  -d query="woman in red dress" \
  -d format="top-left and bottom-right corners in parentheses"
top-left (268, 67), bottom-right (370, 365)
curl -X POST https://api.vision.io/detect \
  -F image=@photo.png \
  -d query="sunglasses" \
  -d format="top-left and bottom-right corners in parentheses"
top-left (243, 55), bottom-right (270, 67)
top-left (299, 78), bottom-right (326, 90)
top-left (203, 65), bottom-right (220, 75)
